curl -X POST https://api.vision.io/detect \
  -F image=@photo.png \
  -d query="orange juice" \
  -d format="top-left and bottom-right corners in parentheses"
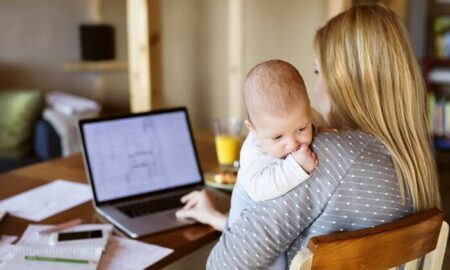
top-left (215, 135), bottom-right (241, 165)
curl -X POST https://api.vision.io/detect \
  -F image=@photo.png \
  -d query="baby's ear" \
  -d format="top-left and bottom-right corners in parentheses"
top-left (244, 119), bottom-right (255, 133)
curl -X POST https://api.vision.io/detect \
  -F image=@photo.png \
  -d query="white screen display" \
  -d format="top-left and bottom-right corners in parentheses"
top-left (82, 111), bottom-right (202, 202)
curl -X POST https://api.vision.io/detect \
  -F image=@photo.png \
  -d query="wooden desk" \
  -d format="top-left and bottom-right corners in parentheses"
top-left (0, 131), bottom-right (225, 269)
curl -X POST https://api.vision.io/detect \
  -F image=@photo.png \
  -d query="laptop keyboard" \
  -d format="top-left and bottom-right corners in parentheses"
top-left (117, 193), bottom-right (187, 218)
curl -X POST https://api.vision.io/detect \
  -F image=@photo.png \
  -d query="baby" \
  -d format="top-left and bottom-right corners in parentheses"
top-left (240, 59), bottom-right (321, 201)
top-left (175, 60), bottom-right (324, 231)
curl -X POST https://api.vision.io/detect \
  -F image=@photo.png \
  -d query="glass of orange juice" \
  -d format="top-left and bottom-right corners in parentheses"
top-left (213, 117), bottom-right (243, 170)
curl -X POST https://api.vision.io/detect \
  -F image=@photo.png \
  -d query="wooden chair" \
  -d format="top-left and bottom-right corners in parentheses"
top-left (290, 208), bottom-right (448, 270)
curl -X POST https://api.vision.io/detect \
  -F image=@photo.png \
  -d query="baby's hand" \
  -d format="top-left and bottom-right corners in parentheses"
top-left (291, 144), bottom-right (318, 174)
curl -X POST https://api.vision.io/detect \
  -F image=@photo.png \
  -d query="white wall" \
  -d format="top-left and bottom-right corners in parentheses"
top-left (161, 0), bottom-right (328, 129)
top-left (0, 0), bottom-right (129, 112)
top-left (103, 0), bottom-right (129, 112)
top-left (161, 0), bottom-right (229, 129)
top-left (0, 0), bottom-right (96, 97)
top-left (244, 0), bottom-right (327, 110)
top-left (407, 0), bottom-right (427, 59)
top-left (0, 0), bottom-right (328, 129)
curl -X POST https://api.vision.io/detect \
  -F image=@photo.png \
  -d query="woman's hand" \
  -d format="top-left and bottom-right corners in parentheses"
top-left (175, 189), bottom-right (228, 231)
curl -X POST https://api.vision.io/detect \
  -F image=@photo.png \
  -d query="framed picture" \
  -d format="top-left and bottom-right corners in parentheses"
top-left (433, 15), bottom-right (450, 59)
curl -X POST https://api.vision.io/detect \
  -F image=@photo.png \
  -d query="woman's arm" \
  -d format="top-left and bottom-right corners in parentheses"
top-left (207, 170), bottom-right (337, 268)
top-left (206, 132), bottom-right (367, 269)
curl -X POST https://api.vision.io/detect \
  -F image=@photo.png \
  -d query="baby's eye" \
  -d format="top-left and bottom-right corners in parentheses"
top-left (297, 127), bottom-right (306, 132)
top-left (272, 135), bottom-right (282, 141)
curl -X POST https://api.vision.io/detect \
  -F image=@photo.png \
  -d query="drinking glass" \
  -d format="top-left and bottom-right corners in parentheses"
top-left (213, 117), bottom-right (243, 170)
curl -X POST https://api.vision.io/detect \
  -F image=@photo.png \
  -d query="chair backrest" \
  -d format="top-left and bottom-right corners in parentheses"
top-left (290, 208), bottom-right (448, 270)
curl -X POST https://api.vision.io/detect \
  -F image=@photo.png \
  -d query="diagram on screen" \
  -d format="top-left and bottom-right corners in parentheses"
top-left (127, 151), bottom-right (159, 182)
top-left (126, 119), bottom-right (160, 183)
top-left (85, 112), bottom-right (201, 202)
top-left (88, 118), bottom-right (165, 200)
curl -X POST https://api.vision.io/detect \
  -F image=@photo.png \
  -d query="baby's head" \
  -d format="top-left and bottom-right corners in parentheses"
top-left (244, 60), bottom-right (313, 159)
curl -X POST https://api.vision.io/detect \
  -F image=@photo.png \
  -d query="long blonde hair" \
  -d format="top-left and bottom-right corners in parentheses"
top-left (314, 4), bottom-right (441, 211)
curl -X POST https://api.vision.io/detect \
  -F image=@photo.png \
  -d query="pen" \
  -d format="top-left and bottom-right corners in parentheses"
top-left (38, 218), bottom-right (83, 235)
top-left (24, 255), bottom-right (95, 264)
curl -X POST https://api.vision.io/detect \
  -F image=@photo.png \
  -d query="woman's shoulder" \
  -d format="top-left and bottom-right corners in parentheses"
top-left (312, 130), bottom-right (389, 153)
top-left (312, 130), bottom-right (389, 158)
top-left (314, 130), bottom-right (376, 144)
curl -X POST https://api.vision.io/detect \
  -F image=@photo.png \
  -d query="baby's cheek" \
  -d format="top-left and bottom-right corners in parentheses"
top-left (265, 145), bottom-right (284, 159)
top-left (305, 130), bottom-right (314, 145)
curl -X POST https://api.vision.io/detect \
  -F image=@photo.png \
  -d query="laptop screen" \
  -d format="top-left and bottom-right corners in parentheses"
top-left (80, 108), bottom-right (203, 203)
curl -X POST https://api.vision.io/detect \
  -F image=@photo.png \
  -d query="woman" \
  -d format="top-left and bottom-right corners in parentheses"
top-left (180, 4), bottom-right (441, 269)
top-left (312, 3), bottom-right (440, 212)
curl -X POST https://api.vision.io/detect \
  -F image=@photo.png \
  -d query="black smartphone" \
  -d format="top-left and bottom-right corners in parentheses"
top-left (57, 230), bottom-right (103, 242)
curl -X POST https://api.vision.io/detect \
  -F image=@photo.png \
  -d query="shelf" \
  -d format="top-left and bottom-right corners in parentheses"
top-left (424, 58), bottom-right (450, 66)
top-left (63, 60), bottom-right (128, 72)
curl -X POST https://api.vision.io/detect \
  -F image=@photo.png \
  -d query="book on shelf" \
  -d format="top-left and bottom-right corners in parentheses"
top-left (433, 15), bottom-right (450, 59)
top-left (429, 92), bottom-right (435, 133)
top-left (435, 97), bottom-right (445, 137)
top-left (428, 92), bottom-right (450, 142)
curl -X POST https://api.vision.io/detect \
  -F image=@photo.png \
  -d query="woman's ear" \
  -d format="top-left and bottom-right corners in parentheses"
top-left (245, 119), bottom-right (255, 134)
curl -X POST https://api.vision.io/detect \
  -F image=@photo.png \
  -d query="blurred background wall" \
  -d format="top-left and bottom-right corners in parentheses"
top-left (0, 0), bottom-right (416, 130)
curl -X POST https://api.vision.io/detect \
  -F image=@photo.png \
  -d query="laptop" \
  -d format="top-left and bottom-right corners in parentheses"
top-left (79, 107), bottom-right (204, 238)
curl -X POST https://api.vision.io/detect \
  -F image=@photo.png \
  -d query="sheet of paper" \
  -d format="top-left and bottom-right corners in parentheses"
top-left (0, 244), bottom-right (12, 269)
top-left (0, 180), bottom-right (92, 222)
top-left (98, 236), bottom-right (173, 270)
top-left (0, 235), bottom-right (17, 268)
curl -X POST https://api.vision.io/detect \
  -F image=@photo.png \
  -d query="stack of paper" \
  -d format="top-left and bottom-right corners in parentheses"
top-left (0, 224), bottom-right (112, 270)
top-left (0, 180), bottom-right (92, 222)
top-left (3, 245), bottom-right (101, 270)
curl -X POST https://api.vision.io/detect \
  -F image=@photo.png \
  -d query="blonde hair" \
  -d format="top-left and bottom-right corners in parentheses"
top-left (244, 60), bottom-right (310, 124)
top-left (314, 4), bottom-right (441, 211)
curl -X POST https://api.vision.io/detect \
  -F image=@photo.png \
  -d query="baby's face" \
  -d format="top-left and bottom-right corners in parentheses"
top-left (250, 105), bottom-right (314, 159)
